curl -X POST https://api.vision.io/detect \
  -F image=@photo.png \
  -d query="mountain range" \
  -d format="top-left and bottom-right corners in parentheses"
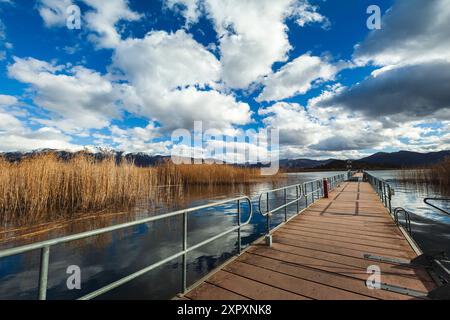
top-left (1, 150), bottom-right (449, 170)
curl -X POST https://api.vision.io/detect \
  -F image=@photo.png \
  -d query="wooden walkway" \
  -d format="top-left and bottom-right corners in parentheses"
top-left (182, 178), bottom-right (437, 300)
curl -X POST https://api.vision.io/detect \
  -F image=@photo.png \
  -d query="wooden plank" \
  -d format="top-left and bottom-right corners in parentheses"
top-left (185, 282), bottom-right (249, 300)
top-left (247, 245), bottom-right (435, 292)
top-left (253, 241), bottom-right (434, 281)
top-left (206, 270), bottom-right (310, 300)
top-left (237, 252), bottom-right (414, 300)
top-left (286, 220), bottom-right (405, 239)
top-left (281, 223), bottom-right (405, 242)
top-left (277, 226), bottom-right (411, 251)
top-left (223, 261), bottom-right (372, 300)
top-left (273, 231), bottom-right (416, 259)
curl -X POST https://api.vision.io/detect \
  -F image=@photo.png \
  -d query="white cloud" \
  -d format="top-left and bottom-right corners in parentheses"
top-left (204, 0), bottom-right (294, 89)
top-left (0, 94), bottom-right (18, 107)
top-left (8, 57), bottom-right (120, 133)
top-left (0, 111), bottom-right (81, 152)
top-left (164, 0), bottom-right (202, 26)
top-left (354, 0), bottom-right (450, 67)
top-left (257, 54), bottom-right (338, 102)
top-left (94, 122), bottom-right (171, 154)
top-left (113, 30), bottom-right (251, 131)
top-left (83, 0), bottom-right (142, 48)
top-left (287, 0), bottom-right (330, 28)
top-left (38, 0), bottom-right (142, 48)
top-left (38, 0), bottom-right (73, 27)
top-left (166, 0), bottom-right (328, 89)
top-left (257, 101), bottom-right (415, 157)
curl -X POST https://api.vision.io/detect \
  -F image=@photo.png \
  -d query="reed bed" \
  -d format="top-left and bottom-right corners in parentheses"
top-left (0, 154), bottom-right (274, 227)
top-left (155, 161), bottom-right (263, 186)
top-left (397, 158), bottom-right (450, 195)
top-left (0, 153), bottom-right (157, 226)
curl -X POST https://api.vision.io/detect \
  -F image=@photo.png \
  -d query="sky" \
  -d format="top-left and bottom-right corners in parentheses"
top-left (0, 0), bottom-right (449, 160)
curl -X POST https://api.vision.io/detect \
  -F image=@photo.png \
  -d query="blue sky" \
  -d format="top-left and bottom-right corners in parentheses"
top-left (0, 0), bottom-right (449, 160)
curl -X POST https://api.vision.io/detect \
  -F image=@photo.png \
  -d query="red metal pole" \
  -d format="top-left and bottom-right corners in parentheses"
top-left (323, 178), bottom-right (329, 198)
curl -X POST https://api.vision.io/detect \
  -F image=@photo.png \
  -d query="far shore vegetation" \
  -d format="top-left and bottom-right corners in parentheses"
top-left (0, 152), bottom-right (282, 228)
top-left (397, 158), bottom-right (450, 195)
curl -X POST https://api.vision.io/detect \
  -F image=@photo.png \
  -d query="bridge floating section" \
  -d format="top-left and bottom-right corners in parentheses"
top-left (182, 175), bottom-right (437, 300)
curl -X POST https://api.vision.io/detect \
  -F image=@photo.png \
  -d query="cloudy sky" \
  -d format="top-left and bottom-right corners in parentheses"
top-left (0, 0), bottom-right (449, 159)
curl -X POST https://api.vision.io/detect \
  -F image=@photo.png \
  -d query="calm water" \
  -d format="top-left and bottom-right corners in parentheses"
top-left (367, 170), bottom-right (450, 258)
top-left (0, 170), bottom-right (448, 299)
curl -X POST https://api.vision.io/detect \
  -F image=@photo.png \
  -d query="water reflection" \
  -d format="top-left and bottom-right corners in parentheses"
top-left (368, 170), bottom-right (450, 259)
top-left (0, 172), bottom-right (342, 300)
top-left (2, 170), bottom-right (447, 300)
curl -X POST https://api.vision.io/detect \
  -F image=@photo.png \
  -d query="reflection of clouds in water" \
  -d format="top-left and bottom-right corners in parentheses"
top-left (368, 170), bottom-right (450, 223)
top-left (368, 170), bottom-right (450, 259)
top-left (0, 171), bottom-right (347, 299)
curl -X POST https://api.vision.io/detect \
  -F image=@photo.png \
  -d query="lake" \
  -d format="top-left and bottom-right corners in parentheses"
top-left (0, 170), bottom-right (448, 299)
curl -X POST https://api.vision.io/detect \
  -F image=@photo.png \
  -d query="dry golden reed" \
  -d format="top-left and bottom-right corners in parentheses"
top-left (0, 153), bottom-right (156, 226)
top-left (397, 157), bottom-right (450, 194)
top-left (155, 160), bottom-right (263, 186)
top-left (0, 154), bottom-right (269, 227)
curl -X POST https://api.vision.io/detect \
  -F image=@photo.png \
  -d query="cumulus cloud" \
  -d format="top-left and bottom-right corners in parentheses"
top-left (38, 0), bottom-right (74, 27)
top-left (164, 0), bottom-right (202, 26)
top-left (257, 54), bottom-right (338, 102)
top-left (311, 0), bottom-right (450, 139)
top-left (38, 0), bottom-right (141, 48)
top-left (0, 111), bottom-right (81, 152)
top-left (258, 101), bottom-right (393, 156)
top-left (316, 61), bottom-right (450, 122)
top-left (354, 0), bottom-right (450, 66)
top-left (205, 0), bottom-right (294, 89)
top-left (93, 123), bottom-right (171, 154)
top-left (113, 30), bottom-right (251, 131)
top-left (287, 0), bottom-right (330, 28)
top-left (83, 0), bottom-right (142, 48)
top-left (8, 57), bottom-right (121, 133)
top-left (166, 0), bottom-right (328, 89)
top-left (0, 94), bottom-right (18, 107)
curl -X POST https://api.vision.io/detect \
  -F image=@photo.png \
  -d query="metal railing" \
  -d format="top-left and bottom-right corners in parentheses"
top-left (424, 198), bottom-right (450, 216)
top-left (0, 196), bottom-right (252, 300)
top-left (393, 207), bottom-right (412, 234)
top-left (365, 172), bottom-right (394, 214)
top-left (258, 174), bottom-right (346, 235)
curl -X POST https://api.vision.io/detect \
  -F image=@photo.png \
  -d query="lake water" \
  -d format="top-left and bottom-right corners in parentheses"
top-left (367, 170), bottom-right (450, 259)
top-left (0, 170), bottom-right (448, 299)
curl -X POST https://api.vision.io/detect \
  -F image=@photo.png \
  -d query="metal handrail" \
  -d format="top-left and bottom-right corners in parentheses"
top-left (424, 198), bottom-right (450, 216)
top-left (258, 174), bottom-right (346, 235)
top-left (0, 196), bottom-right (253, 300)
top-left (393, 207), bottom-right (412, 234)
top-left (365, 172), bottom-right (394, 214)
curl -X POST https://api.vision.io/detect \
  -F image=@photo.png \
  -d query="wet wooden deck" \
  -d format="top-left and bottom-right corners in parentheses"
top-left (182, 177), bottom-right (437, 300)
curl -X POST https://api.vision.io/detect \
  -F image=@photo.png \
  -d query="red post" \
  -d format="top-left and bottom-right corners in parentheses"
top-left (323, 178), bottom-right (329, 198)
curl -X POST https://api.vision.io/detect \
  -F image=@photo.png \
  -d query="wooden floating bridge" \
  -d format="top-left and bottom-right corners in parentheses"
top-left (181, 173), bottom-right (438, 300)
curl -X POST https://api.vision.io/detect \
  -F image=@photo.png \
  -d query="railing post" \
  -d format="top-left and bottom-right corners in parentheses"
top-left (388, 188), bottom-right (392, 214)
top-left (38, 246), bottom-right (50, 300)
top-left (305, 184), bottom-right (309, 207)
top-left (237, 200), bottom-right (241, 254)
top-left (265, 193), bottom-right (272, 246)
top-left (316, 181), bottom-right (320, 199)
top-left (181, 211), bottom-right (187, 294)
top-left (323, 178), bottom-right (329, 198)
top-left (296, 185), bottom-right (300, 214)
top-left (284, 189), bottom-right (287, 222)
